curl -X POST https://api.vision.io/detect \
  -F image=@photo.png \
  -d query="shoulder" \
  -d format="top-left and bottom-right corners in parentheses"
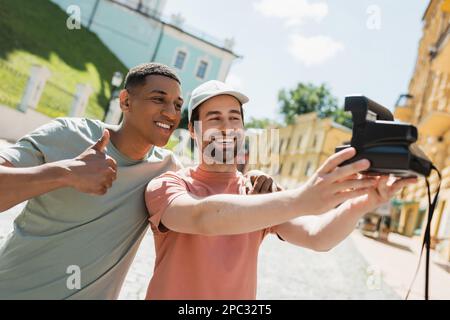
top-left (25, 117), bottom-right (104, 141)
top-left (145, 168), bottom-right (190, 207)
top-left (147, 166), bottom-right (190, 187)
top-left (152, 146), bottom-right (174, 161)
top-left (151, 146), bottom-right (183, 170)
top-left (56, 117), bottom-right (105, 139)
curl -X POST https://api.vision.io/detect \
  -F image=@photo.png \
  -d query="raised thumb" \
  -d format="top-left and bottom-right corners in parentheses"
top-left (92, 129), bottom-right (110, 152)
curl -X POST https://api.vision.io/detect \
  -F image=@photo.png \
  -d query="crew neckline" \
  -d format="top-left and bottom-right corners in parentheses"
top-left (101, 123), bottom-right (154, 165)
top-left (191, 165), bottom-right (241, 181)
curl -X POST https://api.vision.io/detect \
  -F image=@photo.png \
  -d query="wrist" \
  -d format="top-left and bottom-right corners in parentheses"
top-left (290, 186), bottom-right (311, 215)
top-left (45, 160), bottom-right (74, 188)
top-left (342, 198), bottom-right (370, 218)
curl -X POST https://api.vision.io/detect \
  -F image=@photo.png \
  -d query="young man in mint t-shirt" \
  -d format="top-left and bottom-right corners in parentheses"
top-left (0, 63), bottom-right (187, 299)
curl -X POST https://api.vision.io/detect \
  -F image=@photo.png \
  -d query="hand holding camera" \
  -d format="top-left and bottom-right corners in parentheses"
top-left (296, 147), bottom-right (377, 215)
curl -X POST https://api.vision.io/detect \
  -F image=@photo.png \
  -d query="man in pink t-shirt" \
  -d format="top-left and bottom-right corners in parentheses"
top-left (145, 81), bottom-right (418, 300)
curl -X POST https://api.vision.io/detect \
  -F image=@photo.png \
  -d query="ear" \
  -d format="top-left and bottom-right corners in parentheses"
top-left (188, 122), bottom-right (195, 140)
top-left (119, 89), bottom-right (130, 113)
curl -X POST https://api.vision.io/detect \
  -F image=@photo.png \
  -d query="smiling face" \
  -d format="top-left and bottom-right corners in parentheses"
top-left (120, 75), bottom-right (183, 147)
top-left (189, 94), bottom-right (245, 165)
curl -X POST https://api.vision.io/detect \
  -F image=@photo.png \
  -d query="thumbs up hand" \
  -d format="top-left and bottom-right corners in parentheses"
top-left (59, 129), bottom-right (118, 195)
top-left (91, 128), bottom-right (110, 153)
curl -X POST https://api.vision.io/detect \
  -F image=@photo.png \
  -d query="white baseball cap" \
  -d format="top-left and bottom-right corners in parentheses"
top-left (188, 80), bottom-right (249, 122)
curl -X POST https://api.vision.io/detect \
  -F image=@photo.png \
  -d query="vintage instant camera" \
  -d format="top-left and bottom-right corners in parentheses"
top-left (335, 95), bottom-right (432, 178)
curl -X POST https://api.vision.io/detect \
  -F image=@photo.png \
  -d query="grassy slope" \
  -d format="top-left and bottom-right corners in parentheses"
top-left (0, 0), bottom-right (128, 119)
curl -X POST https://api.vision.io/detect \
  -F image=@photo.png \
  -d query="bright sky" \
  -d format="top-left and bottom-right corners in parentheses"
top-left (164, 0), bottom-right (429, 122)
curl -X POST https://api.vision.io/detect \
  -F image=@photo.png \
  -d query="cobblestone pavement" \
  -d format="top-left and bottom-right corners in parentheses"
top-left (1, 204), bottom-right (399, 300)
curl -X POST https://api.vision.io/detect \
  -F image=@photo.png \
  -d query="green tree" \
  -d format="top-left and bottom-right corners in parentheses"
top-left (245, 117), bottom-right (280, 129)
top-left (278, 83), bottom-right (352, 128)
top-left (178, 108), bottom-right (189, 130)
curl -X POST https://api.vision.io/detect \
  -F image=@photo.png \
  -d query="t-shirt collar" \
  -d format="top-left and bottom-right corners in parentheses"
top-left (191, 165), bottom-right (241, 181)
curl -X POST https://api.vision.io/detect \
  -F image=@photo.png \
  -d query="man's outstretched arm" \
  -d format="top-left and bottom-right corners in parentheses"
top-left (272, 175), bottom-right (418, 252)
top-left (149, 148), bottom-right (378, 236)
top-left (0, 130), bottom-right (117, 212)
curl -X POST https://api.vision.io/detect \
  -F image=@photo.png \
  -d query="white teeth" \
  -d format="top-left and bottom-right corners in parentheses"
top-left (156, 122), bottom-right (171, 129)
top-left (215, 137), bottom-right (234, 143)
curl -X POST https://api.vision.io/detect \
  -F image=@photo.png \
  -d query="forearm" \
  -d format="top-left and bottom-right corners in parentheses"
top-left (195, 189), bottom-right (308, 235)
top-left (307, 200), bottom-right (366, 251)
top-left (0, 162), bottom-right (69, 212)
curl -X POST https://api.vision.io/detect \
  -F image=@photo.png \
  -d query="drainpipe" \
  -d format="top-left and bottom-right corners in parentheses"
top-left (88, 0), bottom-right (101, 30)
top-left (151, 22), bottom-right (165, 61)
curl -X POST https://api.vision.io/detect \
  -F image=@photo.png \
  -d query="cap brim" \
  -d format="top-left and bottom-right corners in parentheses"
top-left (190, 90), bottom-right (249, 118)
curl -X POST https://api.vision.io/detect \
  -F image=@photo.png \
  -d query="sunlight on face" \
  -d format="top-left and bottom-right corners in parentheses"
top-left (192, 95), bottom-right (246, 165)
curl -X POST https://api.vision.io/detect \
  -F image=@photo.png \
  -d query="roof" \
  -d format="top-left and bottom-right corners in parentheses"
top-left (110, 0), bottom-right (241, 58)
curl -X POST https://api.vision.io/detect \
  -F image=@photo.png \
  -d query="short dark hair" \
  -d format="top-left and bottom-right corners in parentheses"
top-left (189, 102), bottom-right (245, 128)
top-left (124, 63), bottom-right (181, 89)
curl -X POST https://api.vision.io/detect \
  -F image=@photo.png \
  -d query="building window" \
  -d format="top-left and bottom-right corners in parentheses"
top-left (174, 50), bottom-right (187, 70)
top-left (196, 60), bottom-right (208, 79)
top-left (297, 135), bottom-right (302, 148)
top-left (304, 162), bottom-right (311, 176)
top-left (285, 138), bottom-right (291, 152)
top-left (312, 134), bottom-right (318, 148)
top-left (289, 163), bottom-right (296, 176)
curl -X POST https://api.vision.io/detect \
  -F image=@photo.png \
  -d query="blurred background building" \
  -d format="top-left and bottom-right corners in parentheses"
top-left (393, 0), bottom-right (450, 262)
top-left (0, 0), bottom-right (239, 142)
top-left (50, 0), bottom-right (239, 104)
top-left (247, 0), bottom-right (450, 264)
top-left (248, 112), bottom-right (351, 189)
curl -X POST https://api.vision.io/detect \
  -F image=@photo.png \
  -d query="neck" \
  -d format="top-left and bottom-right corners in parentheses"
top-left (109, 122), bottom-right (153, 161)
top-left (198, 161), bottom-right (238, 173)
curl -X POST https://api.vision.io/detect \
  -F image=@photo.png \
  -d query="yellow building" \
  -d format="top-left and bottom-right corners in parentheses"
top-left (249, 112), bottom-right (351, 189)
top-left (393, 0), bottom-right (450, 261)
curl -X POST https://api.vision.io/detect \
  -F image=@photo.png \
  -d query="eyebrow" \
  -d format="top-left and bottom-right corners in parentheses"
top-left (205, 109), bottom-right (241, 117)
top-left (149, 89), bottom-right (167, 95)
top-left (148, 89), bottom-right (184, 103)
top-left (205, 111), bottom-right (222, 117)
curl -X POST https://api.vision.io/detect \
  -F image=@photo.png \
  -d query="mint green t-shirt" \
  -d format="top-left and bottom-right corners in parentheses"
top-left (0, 118), bottom-right (181, 299)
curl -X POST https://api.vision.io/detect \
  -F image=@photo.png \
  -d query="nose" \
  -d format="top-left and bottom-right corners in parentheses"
top-left (222, 118), bottom-right (242, 132)
top-left (161, 104), bottom-right (178, 121)
top-left (218, 118), bottom-right (235, 131)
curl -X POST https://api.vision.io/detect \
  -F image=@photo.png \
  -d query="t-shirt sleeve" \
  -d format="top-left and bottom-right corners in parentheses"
top-left (145, 171), bottom-right (189, 234)
top-left (0, 118), bottom-right (69, 167)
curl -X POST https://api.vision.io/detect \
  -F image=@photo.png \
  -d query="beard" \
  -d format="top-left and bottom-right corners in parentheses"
top-left (211, 144), bottom-right (238, 164)
top-left (202, 138), bottom-right (246, 165)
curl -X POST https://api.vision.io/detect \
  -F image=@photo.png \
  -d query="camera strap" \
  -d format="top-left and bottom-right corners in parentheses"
top-left (405, 165), bottom-right (441, 300)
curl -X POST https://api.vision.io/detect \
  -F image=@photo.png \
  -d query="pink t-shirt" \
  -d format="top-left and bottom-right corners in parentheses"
top-left (144, 166), bottom-right (276, 300)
